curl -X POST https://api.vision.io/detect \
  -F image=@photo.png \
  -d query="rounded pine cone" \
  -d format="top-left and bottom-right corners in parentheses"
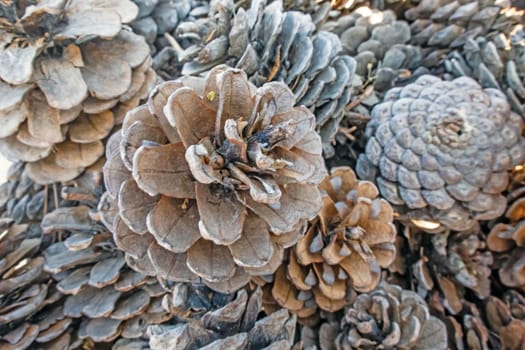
top-left (488, 186), bottom-right (525, 290)
top-left (357, 75), bottom-right (525, 231)
top-left (264, 166), bottom-right (396, 323)
top-left (0, 0), bottom-right (156, 184)
top-left (333, 283), bottom-right (448, 350)
top-left (103, 65), bottom-right (326, 293)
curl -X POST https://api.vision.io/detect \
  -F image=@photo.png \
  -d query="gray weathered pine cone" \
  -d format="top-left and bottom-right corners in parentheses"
top-left (325, 283), bottom-right (448, 350)
top-left (0, 0), bottom-right (156, 185)
top-left (43, 203), bottom-right (172, 345)
top-left (357, 74), bottom-right (525, 231)
top-left (152, 0), bottom-right (356, 157)
top-left (322, 6), bottom-right (422, 93)
top-left (131, 0), bottom-right (209, 54)
top-left (0, 165), bottom-right (105, 350)
top-left (401, 0), bottom-right (525, 116)
top-left (148, 287), bottom-right (297, 350)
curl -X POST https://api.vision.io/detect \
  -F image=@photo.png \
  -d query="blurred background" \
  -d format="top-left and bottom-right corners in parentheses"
top-left (0, 154), bottom-right (10, 183)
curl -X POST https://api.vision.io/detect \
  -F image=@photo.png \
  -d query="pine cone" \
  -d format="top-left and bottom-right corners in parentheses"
top-left (0, 0), bottom-right (156, 184)
top-left (332, 283), bottom-right (448, 350)
top-left (102, 66), bottom-right (326, 293)
top-left (43, 205), bottom-right (172, 345)
top-left (405, 0), bottom-right (519, 49)
top-left (0, 218), bottom-right (81, 350)
top-left (428, 298), bottom-right (491, 350)
top-left (486, 291), bottom-right (525, 350)
top-left (405, 225), bottom-right (493, 316)
top-left (0, 169), bottom-right (103, 350)
top-left (403, 0), bottom-right (525, 116)
top-left (357, 75), bottom-right (525, 231)
top-left (488, 186), bottom-right (525, 290)
top-left (322, 7), bottom-right (422, 92)
top-left (148, 287), bottom-right (297, 350)
top-left (261, 166), bottom-right (396, 324)
top-left (156, 0), bottom-right (356, 157)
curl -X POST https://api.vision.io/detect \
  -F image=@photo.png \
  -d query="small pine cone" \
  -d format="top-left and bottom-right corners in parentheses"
top-left (148, 287), bottom-right (297, 350)
top-left (488, 186), bottom-right (525, 290)
top-left (43, 206), bottom-right (171, 345)
top-left (322, 7), bottom-right (422, 92)
top-left (102, 66), bottom-right (326, 293)
top-left (262, 166), bottom-right (396, 324)
top-left (486, 291), bottom-right (525, 350)
top-left (0, 0), bottom-right (156, 184)
top-left (357, 75), bottom-right (525, 231)
top-left (161, 0), bottom-right (356, 157)
top-left (333, 283), bottom-right (448, 350)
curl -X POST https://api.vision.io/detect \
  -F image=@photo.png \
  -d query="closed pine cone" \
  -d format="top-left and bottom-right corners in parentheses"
top-left (262, 166), bottom-right (396, 324)
top-left (102, 65), bottom-right (326, 293)
top-left (0, 0), bottom-right (156, 184)
top-left (357, 75), bottom-right (525, 231)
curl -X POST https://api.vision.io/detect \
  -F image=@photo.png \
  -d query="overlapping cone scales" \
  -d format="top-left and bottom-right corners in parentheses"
top-left (148, 287), bottom-right (297, 350)
top-left (0, 0), bottom-right (156, 184)
top-left (268, 166), bottom-right (396, 322)
top-left (102, 65), bottom-right (326, 293)
top-left (335, 283), bottom-right (448, 350)
top-left (357, 75), bottom-right (525, 231)
top-left (488, 186), bottom-right (525, 289)
top-left (322, 6), bottom-right (422, 92)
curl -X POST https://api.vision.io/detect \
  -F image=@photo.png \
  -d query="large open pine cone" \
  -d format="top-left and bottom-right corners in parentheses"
top-left (485, 291), bottom-right (525, 350)
top-left (488, 185), bottom-right (525, 290)
top-left (357, 75), bottom-right (525, 231)
top-left (328, 283), bottom-right (448, 349)
top-left (103, 65), bottom-right (326, 293)
top-left (160, 0), bottom-right (356, 157)
top-left (148, 287), bottom-right (297, 350)
top-left (0, 0), bottom-right (156, 184)
top-left (261, 166), bottom-right (396, 324)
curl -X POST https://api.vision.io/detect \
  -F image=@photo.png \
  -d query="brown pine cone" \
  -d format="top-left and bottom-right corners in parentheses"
top-left (330, 283), bottom-right (448, 349)
top-left (357, 75), bottom-right (525, 231)
top-left (148, 287), bottom-right (297, 350)
top-left (102, 65), bottom-right (326, 293)
top-left (486, 291), bottom-right (525, 350)
top-left (260, 166), bottom-right (396, 324)
top-left (0, 0), bottom-right (156, 184)
top-left (428, 297), bottom-right (492, 350)
top-left (488, 185), bottom-right (525, 290)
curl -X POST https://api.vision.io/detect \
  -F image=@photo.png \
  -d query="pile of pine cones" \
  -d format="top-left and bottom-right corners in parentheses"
top-left (0, 0), bottom-right (525, 349)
